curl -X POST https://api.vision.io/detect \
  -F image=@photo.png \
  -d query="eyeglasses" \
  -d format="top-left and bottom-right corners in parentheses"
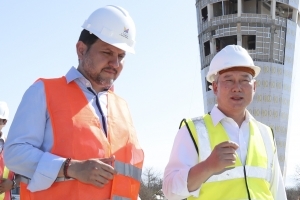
top-left (0, 139), bottom-right (4, 154)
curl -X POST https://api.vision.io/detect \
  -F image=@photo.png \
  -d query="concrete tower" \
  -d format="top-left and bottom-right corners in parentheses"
top-left (195, 0), bottom-right (300, 178)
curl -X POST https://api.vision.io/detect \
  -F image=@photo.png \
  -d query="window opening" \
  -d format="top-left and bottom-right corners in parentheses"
top-left (204, 41), bottom-right (211, 56)
top-left (202, 7), bottom-right (208, 22)
top-left (213, 2), bottom-right (223, 17)
top-left (216, 35), bottom-right (237, 52)
top-left (242, 35), bottom-right (256, 50)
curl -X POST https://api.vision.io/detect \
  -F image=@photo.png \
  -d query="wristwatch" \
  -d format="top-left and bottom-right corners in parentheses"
top-left (11, 179), bottom-right (16, 189)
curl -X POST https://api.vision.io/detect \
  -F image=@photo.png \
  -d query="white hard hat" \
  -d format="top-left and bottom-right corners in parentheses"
top-left (82, 5), bottom-right (136, 54)
top-left (0, 101), bottom-right (9, 120)
top-left (206, 45), bottom-right (261, 83)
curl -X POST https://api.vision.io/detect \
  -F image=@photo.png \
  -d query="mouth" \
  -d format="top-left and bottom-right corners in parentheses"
top-left (231, 96), bottom-right (243, 101)
top-left (103, 68), bottom-right (117, 74)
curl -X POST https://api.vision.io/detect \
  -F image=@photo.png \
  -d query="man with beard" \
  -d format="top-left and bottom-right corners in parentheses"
top-left (4, 5), bottom-right (144, 200)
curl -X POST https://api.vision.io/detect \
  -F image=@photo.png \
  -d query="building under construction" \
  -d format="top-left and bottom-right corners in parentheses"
top-left (195, 0), bottom-right (300, 178)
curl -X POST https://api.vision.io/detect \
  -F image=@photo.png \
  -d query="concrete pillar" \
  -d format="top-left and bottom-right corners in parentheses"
top-left (271, 0), bottom-right (276, 19)
top-left (210, 38), bottom-right (216, 53)
top-left (207, 4), bottom-right (213, 21)
top-left (222, 1), bottom-right (224, 16)
top-left (238, 0), bottom-right (242, 17)
top-left (237, 23), bottom-right (242, 46)
top-left (292, 9), bottom-right (298, 23)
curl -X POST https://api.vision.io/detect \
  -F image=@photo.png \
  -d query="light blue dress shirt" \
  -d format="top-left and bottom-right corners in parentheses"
top-left (4, 67), bottom-right (108, 192)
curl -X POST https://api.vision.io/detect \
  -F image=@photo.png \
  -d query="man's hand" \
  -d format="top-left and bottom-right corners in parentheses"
top-left (67, 156), bottom-right (117, 188)
top-left (0, 178), bottom-right (13, 194)
top-left (205, 141), bottom-right (239, 174)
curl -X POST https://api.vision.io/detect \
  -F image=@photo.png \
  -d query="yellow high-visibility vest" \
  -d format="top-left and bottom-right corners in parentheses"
top-left (180, 114), bottom-right (275, 200)
top-left (0, 154), bottom-right (14, 200)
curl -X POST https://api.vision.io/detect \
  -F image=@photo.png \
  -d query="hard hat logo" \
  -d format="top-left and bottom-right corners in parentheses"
top-left (120, 27), bottom-right (129, 39)
top-left (124, 27), bottom-right (129, 33)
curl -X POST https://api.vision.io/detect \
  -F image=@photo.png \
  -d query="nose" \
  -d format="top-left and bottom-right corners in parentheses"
top-left (108, 56), bottom-right (120, 68)
top-left (231, 81), bottom-right (242, 92)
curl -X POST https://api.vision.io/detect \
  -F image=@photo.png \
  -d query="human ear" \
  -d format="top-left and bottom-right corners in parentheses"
top-left (76, 41), bottom-right (87, 60)
top-left (253, 80), bottom-right (257, 92)
top-left (212, 81), bottom-right (218, 95)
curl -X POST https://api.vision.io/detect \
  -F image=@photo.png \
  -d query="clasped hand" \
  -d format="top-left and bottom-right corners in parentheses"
top-left (69, 156), bottom-right (117, 188)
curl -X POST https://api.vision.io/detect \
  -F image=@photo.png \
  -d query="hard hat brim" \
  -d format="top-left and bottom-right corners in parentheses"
top-left (101, 38), bottom-right (135, 54)
top-left (206, 65), bottom-right (261, 83)
top-left (85, 27), bottom-right (136, 54)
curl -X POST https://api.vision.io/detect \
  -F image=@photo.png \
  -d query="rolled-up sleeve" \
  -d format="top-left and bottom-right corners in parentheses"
top-left (163, 126), bottom-right (201, 200)
top-left (4, 81), bottom-right (65, 191)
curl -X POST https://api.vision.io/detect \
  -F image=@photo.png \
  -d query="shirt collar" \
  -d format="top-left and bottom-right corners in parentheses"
top-left (65, 66), bottom-right (83, 83)
top-left (65, 66), bottom-right (111, 93)
top-left (65, 66), bottom-right (93, 87)
top-left (210, 105), bottom-right (254, 126)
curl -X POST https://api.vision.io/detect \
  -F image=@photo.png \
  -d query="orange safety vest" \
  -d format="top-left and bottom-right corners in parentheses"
top-left (0, 152), bottom-right (14, 200)
top-left (20, 77), bottom-right (144, 200)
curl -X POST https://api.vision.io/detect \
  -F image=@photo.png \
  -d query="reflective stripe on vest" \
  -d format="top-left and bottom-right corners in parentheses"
top-left (21, 161), bottom-right (142, 187)
top-left (114, 160), bottom-right (142, 182)
top-left (112, 196), bottom-right (131, 200)
top-left (255, 121), bottom-right (275, 173)
top-left (206, 166), bottom-right (272, 183)
top-left (192, 117), bottom-right (211, 161)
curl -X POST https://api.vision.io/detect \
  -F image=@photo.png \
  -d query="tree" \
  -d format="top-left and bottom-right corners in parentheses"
top-left (286, 186), bottom-right (300, 200)
top-left (296, 165), bottom-right (300, 182)
top-left (286, 165), bottom-right (300, 200)
top-left (139, 167), bottom-right (164, 200)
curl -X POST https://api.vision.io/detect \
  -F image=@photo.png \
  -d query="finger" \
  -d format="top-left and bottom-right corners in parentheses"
top-left (97, 167), bottom-right (116, 180)
top-left (100, 156), bottom-right (115, 165)
top-left (225, 159), bottom-right (236, 166)
top-left (218, 141), bottom-right (239, 150)
top-left (99, 163), bottom-right (117, 175)
top-left (95, 173), bottom-right (111, 184)
top-left (91, 179), bottom-right (105, 188)
top-left (220, 147), bottom-right (237, 154)
top-left (222, 153), bottom-right (237, 161)
top-left (220, 157), bottom-right (236, 167)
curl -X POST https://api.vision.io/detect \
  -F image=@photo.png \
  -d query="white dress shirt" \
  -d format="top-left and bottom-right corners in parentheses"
top-left (162, 105), bottom-right (287, 200)
top-left (4, 67), bottom-right (109, 192)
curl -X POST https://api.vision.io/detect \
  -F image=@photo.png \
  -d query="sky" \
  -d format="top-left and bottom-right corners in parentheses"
top-left (0, 0), bottom-right (298, 188)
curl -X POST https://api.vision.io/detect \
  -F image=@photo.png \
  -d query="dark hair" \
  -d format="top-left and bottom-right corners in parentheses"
top-left (78, 29), bottom-right (99, 51)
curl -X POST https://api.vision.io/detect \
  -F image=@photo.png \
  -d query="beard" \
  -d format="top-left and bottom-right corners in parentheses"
top-left (81, 54), bottom-right (116, 89)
